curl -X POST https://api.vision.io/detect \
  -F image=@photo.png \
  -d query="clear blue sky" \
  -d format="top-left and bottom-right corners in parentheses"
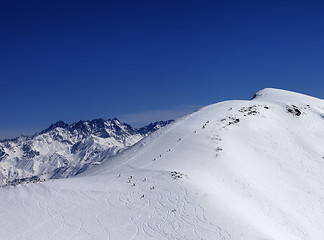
top-left (1, 0), bottom-right (324, 139)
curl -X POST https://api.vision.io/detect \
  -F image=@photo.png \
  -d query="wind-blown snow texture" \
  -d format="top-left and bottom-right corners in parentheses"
top-left (1, 88), bottom-right (324, 240)
top-left (0, 118), bottom-right (173, 184)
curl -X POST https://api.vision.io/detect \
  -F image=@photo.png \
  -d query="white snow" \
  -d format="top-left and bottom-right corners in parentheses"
top-left (1, 88), bottom-right (324, 239)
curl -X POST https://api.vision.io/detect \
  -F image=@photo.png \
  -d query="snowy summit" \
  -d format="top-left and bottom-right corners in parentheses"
top-left (1, 88), bottom-right (324, 240)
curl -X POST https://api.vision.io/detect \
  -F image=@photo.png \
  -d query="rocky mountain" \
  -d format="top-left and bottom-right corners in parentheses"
top-left (0, 118), bottom-right (173, 184)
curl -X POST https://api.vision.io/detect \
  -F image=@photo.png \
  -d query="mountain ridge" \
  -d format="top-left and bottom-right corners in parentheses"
top-left (79, 88), bottom-right (324, 239)
top-left (0, 118), bottom-right (173, 184)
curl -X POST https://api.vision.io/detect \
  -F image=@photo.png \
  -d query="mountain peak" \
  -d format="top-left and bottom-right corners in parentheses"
top-left (41, 120), bottom-right (69, 133)
top-left (252, 88), bottom-right (323, 104)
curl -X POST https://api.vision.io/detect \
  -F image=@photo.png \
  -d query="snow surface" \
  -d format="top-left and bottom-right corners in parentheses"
top-left (1, 88), bottom-right (324, 239)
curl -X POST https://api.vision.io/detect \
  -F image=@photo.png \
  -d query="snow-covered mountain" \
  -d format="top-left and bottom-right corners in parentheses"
top-left (2, 88), bottom-right (324, 240)
top-left (0, 118), bottom-right (173, 184)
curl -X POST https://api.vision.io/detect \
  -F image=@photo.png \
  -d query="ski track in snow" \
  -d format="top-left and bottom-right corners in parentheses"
top-left (5, 171), bottom-right (222, 240)
top-left (96, 211), bottom-right (111, 240)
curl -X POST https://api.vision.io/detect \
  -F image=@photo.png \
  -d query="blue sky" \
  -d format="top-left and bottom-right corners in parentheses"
top-left (1, 0), bottom-right (324, 139)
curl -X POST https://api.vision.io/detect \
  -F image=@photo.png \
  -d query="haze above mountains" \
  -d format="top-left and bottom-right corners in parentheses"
top-left (1, 88), bottom-right (324, 240)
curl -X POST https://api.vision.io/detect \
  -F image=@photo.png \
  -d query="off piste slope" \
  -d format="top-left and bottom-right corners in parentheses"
top-left (2, 88), bottom-right (324, 240)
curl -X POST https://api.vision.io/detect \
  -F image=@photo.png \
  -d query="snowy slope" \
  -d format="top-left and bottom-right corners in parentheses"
top-left (0, 119), bottom-right (173, 184)
top-left (1, 88), bottom-right (324, 240)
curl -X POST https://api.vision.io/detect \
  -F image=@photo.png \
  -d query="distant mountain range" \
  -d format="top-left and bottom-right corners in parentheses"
top-left (0, 118), bottom-right (173, 184)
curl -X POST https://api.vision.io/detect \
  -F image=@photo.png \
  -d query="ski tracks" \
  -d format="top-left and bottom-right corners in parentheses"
top-left (12, 171), bottom-right (229, 240)
top-left (96, 212), bottom-right (111, 240)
